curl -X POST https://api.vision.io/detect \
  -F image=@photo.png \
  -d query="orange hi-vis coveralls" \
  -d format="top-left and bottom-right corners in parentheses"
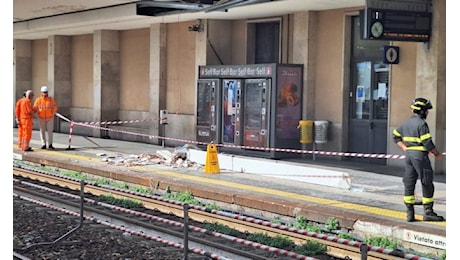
top-left (15, 97), bottom-right (26, 149)
top-left (34, 96), bottom-right (57, 121)
top-left (15, 97), bottom-right (35, 151)
top-left (34, 95), bottom-right (58, 147)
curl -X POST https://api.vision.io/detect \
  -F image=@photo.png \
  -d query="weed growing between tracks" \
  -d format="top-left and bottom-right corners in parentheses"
top-left (14, 159), bottom-right (446, 259)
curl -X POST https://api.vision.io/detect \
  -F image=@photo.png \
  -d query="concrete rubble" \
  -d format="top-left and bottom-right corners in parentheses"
top-left (96, 144), bottom-right (203, 170)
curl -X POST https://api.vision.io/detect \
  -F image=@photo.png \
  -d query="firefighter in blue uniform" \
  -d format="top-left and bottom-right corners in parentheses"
top-left (392, 97), bottom-right (444, 222)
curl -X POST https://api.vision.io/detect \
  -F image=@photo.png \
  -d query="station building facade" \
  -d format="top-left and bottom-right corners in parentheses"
top-left (13, 1), bottom-right (446, 173)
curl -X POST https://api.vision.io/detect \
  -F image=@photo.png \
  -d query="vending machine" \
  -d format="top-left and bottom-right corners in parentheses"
top-left (197, 63), bottom-right (303, 158)
top-left (221, 79), bottom-right (242, 146)
top-left (196, 79), bottom-right (220, 144)
top-left (242, 78), bottom-right (270, 149)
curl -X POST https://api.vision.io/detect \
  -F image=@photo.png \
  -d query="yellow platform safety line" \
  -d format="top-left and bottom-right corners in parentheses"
top-left (14, 144), bottom-right (445, 227)
top-left (204, 143), bottom-right (220, 174)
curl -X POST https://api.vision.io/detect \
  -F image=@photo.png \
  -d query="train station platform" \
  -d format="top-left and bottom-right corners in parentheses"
top-left (12, 128), bottom-right (447, 257)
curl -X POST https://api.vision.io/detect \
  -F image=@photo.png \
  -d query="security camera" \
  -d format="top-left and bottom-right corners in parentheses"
top-left (188, 24), bottom-right (203, 32)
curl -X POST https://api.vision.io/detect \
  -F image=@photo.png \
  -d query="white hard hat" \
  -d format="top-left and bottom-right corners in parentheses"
top-left (41, 86), bottom-right (48, 92)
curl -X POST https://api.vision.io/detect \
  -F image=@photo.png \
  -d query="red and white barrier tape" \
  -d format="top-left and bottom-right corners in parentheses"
top-left (67, 121), bottom-right (74, 149)
top-left (55, 113), bottom-right (445, 160)
top-left (78, 118), bottom-right (155, 125)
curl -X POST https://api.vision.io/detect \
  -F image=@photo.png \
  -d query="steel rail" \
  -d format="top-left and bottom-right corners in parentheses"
top-left (14, 175), bottom-right (265, 260)
top-left (13, 165), bottom-right (433, 260)
top-left (14, 169), bottom-right (316, 260)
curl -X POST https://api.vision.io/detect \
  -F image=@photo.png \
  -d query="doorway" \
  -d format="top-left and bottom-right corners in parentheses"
top-left (247, 18), bottom-right (281, 64)
top-left (349, 16), bottom-right (390, 164)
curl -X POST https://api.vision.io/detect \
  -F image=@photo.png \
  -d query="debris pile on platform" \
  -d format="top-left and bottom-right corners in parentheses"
top-left (95, 146), bottom-right (203, 170)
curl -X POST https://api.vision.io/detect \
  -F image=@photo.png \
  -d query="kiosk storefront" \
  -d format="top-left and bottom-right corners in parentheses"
top-left (196, 63), bottom-right (304, 158)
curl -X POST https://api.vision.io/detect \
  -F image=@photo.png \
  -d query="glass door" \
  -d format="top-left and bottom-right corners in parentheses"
top-left (348, 15), bottom-right (390, 164)
top-left (349, 60), bottom-right (389, 163)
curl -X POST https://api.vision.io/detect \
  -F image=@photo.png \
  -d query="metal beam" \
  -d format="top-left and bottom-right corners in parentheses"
top-left (204, 0), bottom-right (274, 13)
top-left (136, 0), bottom-right (212, 11)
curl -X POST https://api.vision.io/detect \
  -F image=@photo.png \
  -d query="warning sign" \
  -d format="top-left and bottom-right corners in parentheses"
top-left (204, 144), bottom-right (220, 174)
top-left (403, 229), bottom-right (445, 250)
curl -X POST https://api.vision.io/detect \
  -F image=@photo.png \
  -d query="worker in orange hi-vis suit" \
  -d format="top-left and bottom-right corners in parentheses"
top-left (15, 91), bottom-right (27, 149)
top-left (16, 90), bottom-right (36, 151)
top-left (34, 86), bottom-right (58, 150)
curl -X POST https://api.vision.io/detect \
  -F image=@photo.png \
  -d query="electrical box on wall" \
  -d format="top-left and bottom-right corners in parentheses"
top-left (160, 110), bottom-right (168, 124)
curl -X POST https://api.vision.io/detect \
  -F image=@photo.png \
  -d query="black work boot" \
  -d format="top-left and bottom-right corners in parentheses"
top-left (405, 203), bottom-right (415, 222)
top-left (423, 202), bottom-right (444, 221)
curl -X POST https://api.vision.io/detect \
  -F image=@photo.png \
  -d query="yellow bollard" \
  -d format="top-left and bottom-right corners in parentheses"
top-left (204, 143), bottom-right (220, 174)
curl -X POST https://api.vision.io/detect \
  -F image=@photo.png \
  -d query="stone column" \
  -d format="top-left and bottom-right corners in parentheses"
top-left (13, 40), bottom-right (32, 124)
top-left (195, 20), bottom-right (207, 75)
top-left (194, 20), bottom-right (208, 144)
top-left (292, 11), bottom-right (316, 121)
top-left (415, 0), bottom-right (446, 174)
top-left (48, 35), bottom-right (71, 132)
top-left (150, 23), bottom-right (167, 145)
top-left (93, 30), bottom-right (120, 137)
top-left (292, 12), bottom-right (318, 155)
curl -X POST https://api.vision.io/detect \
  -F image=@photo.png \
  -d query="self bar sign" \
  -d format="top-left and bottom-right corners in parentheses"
top-left (204, 144), bottom-right (220, 174)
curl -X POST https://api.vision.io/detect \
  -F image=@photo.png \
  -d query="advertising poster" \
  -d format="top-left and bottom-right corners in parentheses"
top-left (276, 66), bottom-right (302, 140)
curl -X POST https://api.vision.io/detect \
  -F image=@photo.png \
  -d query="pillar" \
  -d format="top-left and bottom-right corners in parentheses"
top-left (93, 30), bottom-right (120, 137)
top-left (149, 23), bottom-right (167, 144)
top-left (48, 35), bottom-right (72, 131)
top-left (13, 40), bottom-right (32, 124)
top-left (415, 0), bottom-right (446, 174)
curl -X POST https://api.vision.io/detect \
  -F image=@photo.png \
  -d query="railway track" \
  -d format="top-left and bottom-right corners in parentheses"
top-left (13, 163), bottom-right (432, 260)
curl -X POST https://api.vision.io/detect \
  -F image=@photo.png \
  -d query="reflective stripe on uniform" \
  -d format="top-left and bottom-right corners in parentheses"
top-left (406, 146), bottom-right (427, 151)
top-left (422, 197), bottom-right (434, 204)
top-left (404, 195), bottom-right (415, 204)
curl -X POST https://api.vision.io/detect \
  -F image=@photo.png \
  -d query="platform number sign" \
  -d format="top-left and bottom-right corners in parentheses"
top-left (383, 46), bottom-right (399, 64)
